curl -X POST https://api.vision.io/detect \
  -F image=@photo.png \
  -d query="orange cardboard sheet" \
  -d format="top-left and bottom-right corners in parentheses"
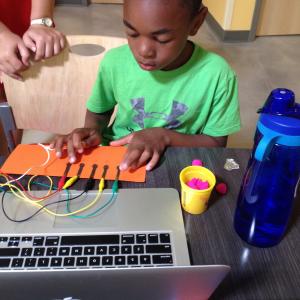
top-left (1, 144), bottom-right (146, 182)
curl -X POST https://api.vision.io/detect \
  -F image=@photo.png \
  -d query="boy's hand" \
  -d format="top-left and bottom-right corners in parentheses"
top-left (23, 25), bottom-right (65, 61)
top-left (50, 128), bottom-right (101, 163)
top-left (110, 128), bottom-right (170, 171)
top-left (0, 30), bottom-right (30, 80)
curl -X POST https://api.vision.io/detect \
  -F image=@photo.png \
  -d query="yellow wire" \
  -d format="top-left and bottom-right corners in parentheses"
top-left (0, 174), bottom-right (103, 217)
top-left (1, 174), bottom-right (52, 203)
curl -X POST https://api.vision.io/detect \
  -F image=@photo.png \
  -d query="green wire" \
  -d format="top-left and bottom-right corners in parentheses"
top-left (32, 182), bottom-right (58, 190)
top-left (66, 191), bottom-right (117, 219)
top-left (67, 177), bottom-right (119, 219)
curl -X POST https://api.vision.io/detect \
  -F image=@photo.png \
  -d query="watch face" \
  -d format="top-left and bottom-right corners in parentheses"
top-left (42, 18), bottom-right (53, 27)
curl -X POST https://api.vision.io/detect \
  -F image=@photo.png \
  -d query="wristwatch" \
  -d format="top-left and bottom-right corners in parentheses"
top-left (30, 18), bottom-right (54, 28)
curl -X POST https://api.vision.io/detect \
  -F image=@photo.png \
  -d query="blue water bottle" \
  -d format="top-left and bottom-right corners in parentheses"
top-left (234, 88), bottom-right (300, 247)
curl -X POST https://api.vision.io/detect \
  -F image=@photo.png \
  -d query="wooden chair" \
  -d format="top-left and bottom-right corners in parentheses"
top-left (0, 35), bottom-right (126, 152)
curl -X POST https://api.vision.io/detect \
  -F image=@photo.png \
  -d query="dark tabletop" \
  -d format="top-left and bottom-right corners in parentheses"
top-left (120, 147), bottom-right (300, 300)
top-left (3, 147), bottom-right (300, 299)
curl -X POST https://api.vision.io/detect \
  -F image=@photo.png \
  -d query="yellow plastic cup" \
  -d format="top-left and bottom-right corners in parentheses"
top-left (179, 166), bottom-right (216, 215)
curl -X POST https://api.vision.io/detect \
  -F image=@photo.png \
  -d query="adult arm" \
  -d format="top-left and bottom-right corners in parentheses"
top-left (0, 22), bottom-right (30, 80)
top-left (23, 0), bottom-right (66, 62)
top-left (30, 0), bottom-right (55, 20)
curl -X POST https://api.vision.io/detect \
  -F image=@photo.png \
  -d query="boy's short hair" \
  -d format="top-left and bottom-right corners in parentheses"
top-left (180, 0), bottom-right (203, 16)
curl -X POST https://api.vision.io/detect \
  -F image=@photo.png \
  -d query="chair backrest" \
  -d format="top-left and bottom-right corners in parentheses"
top-left (2, 35), bottom-right (127, 135)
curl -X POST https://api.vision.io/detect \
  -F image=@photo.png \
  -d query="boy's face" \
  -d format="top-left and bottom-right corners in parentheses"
top-left (123, 0), bottom-right (205, 71)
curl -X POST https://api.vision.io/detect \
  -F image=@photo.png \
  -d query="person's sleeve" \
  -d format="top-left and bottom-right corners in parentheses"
top-left (202, 71), bottom-right (241, 137)
top-left (86, 53), bottom-right (116, 113)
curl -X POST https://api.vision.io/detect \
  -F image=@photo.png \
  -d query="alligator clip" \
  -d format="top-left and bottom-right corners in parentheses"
top-left (58, 162), bottom-right (72, 190)
top-left (62, 163), bottom-right (85, 190)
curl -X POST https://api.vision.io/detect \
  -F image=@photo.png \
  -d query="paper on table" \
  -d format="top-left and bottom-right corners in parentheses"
top-left (1, 144), bottom-right (146, 183)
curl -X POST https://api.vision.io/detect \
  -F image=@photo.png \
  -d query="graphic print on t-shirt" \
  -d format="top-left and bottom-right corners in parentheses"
top-left (131, 98), bottom-right (188, 129)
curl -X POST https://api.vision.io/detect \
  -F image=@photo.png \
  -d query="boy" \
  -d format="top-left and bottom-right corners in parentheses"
top-left (51, 0), bottom-right (241, 172)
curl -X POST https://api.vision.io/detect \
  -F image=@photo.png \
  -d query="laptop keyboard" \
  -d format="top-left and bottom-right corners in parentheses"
top-left (0, 233), bottom-right (174, 270)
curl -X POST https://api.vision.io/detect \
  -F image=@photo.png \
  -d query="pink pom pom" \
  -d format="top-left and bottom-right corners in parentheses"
top-left (187, 181), bottom-right (197, 189)
top-left (216, 183), bottom-right (227, 195)
top-left (192, 159), bottom-right (203, 166)
top-left (190, 178), bottom-right (198, 185)
top-left (187, 178), bottom-right (209, 190)
top-left (197, 181), bottom-right (209, 189)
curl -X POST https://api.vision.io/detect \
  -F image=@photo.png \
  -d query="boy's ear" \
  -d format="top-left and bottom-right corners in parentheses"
top-left (189, 6), bottom-right (208, 36)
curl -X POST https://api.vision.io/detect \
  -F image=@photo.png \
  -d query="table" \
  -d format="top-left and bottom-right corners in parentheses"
top-left (2, 147), bottom-right (300, 299)
top-left (118, 147), bottom-right (300, 300)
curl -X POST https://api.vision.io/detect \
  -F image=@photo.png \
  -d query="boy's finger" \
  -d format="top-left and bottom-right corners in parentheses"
top-left (49, 141), bottom-right (55, 149)
top-left (84, 135), bottom-right (100, 148)
top-left (67, 139), bottom-right (77, 164)
top-left (119, 147), bottom-right (141, 171)
top-left (110, 134), bottom-right (131, 146)
top-left (72, 133), bottom-right (85, 153)
top-left (72, 129), bottom-right (100, 152)
top-left (54, 137), bottom-right (65, 158)
top-left (135, 150), bottom-right (152, 169)
top-left (146, 151), bottom-right (160, 171)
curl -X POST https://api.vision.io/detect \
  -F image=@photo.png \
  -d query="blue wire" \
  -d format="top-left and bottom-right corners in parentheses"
top-left (0, 185), bottom-right (11, 193)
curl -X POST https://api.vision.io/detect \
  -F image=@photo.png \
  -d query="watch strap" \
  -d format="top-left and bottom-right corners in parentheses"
top-left (30, 18), bottom-right (54, 28)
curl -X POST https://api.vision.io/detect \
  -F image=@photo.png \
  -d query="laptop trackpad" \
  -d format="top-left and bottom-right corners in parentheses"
top-left (0, 189), bottom-right (182, 234)
top-left (53, 188), bottom-right (181, 232)
top-left (53, 191), bottom-right (119, 230)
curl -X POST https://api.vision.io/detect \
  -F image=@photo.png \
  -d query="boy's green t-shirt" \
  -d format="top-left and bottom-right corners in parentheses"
top-left (87, 43), bottom-right (241, 143)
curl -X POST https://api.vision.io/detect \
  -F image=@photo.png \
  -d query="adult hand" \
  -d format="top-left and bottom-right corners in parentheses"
top-left (0, 30), bottom-right (30, 80)
top-left (50, 128), bottom-right (101, 163)
top-left (23, 25), bottom-right (65, 61)
top-left (110, 128), bottom-right (170, 171)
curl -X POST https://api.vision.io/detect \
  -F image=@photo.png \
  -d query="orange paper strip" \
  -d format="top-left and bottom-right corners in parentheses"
top-left (1, 144), bottom-right (146, 183)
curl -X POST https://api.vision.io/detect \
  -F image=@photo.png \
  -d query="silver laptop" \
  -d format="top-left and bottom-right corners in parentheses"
top-left (0, 188), bottom-right (230, 299)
